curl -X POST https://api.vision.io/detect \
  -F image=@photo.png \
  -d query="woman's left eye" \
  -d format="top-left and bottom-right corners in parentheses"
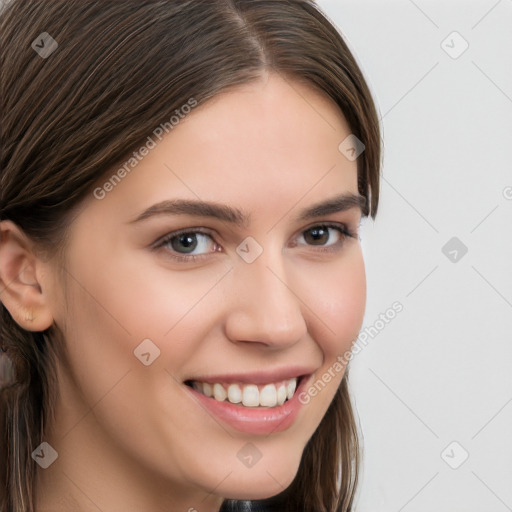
top-left (295, 223), bottom-right (354, 249)
top-left (154, 223), bottom-right (355, 263)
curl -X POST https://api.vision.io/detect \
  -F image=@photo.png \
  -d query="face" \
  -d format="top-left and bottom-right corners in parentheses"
top-left (39, 72), bottom-right (366, 510)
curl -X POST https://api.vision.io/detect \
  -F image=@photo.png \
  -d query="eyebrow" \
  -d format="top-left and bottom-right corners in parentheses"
top-left (128, 193), bottom-right (367, 227)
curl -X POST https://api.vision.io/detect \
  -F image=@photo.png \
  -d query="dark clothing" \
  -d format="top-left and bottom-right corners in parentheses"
top-left (220, 499), bottom-right (284, 512)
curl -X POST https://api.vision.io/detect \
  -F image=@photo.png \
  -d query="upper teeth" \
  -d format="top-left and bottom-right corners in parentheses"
top-left (191, 378), bottom-right (298, 408)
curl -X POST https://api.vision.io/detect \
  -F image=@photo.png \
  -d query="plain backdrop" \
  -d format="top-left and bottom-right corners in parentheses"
top-left (316, 1), bottom-right (512, 511)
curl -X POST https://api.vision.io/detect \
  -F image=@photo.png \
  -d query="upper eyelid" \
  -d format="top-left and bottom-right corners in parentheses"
top-left (166, 221), bottom-right (349, 236)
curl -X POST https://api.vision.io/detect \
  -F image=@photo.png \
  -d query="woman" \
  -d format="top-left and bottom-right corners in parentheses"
top-left (0, 0), bottom-right (381, 510)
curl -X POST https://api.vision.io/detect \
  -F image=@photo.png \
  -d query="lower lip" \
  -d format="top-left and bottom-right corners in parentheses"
top-left (184, 376), bottom-right (310, 435)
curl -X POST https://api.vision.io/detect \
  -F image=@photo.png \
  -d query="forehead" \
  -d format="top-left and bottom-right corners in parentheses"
top-left (169, 73), bottom-right (354, 169)
top-left (85, 73), bottom-right (359, 225)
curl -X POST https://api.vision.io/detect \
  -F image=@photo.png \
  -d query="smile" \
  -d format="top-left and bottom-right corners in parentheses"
top-left (186, 378), bottom-right (298, 408)
top-left (184, 373), bottom-right (312, 435)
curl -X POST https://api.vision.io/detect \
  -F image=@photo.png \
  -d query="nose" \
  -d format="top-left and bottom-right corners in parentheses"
top-left (223, 246), bottom-right (308, 349)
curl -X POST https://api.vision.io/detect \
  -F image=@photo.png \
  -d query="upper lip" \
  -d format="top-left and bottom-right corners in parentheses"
top-left (185, 366), bottom-right (316, 385)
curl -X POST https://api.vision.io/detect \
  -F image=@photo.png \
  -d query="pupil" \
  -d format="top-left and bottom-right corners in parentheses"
top-left (305, 227), bottom-right (328, 245)
top-left (173, 233), bottom-right (197, 253)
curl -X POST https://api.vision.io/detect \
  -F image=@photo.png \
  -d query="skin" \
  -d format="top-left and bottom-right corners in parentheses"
top-left (0, 72), bottom-right (366, 512)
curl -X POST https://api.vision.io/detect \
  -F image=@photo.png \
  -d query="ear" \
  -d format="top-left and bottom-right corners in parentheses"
top-left (0, 220), bottom-right (54, 332)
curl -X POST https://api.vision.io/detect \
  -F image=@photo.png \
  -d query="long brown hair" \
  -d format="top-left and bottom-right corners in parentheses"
top-left (0, 1), bottom-right (381, 510)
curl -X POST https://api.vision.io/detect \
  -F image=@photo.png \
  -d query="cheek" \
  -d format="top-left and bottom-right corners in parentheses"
top-left (81, 247), bottom-right (228, 340)
top-left (304, 247), bottom-right (366, 356)
top-left (54, 249), bottom-right (226, 415)
top-left (293, 248), bottom-right (365, 418)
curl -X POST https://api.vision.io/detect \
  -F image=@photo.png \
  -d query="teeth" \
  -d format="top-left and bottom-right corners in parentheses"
top-left (259, 384), bottom-right (277, 407)
top-left (276, 384), bottom-right (287, 406)
top-left (242, 385), bottom-right (260, 407)
top-left (202, 382), bottom-right (213, 397)
top-left (213, 383), bottom-right (227, 402)
top-left (190, 377), bottom-right (299, 408)
top-left (227, 384), bottom-right (242, 404)
top-left (287, 379), bottom-right (297, 400)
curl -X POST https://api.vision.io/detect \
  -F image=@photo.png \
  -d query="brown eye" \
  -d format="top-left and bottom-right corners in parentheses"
top-left (299, 224), bottom-right (351, 248)
top-left (303, 226), bottom-right (331, 245)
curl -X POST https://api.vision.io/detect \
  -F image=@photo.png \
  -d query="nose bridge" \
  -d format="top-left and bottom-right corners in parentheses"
top-left (224, 242), bottom-right (307, 346)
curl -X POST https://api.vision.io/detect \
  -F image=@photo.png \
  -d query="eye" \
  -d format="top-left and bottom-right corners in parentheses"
top-left (153, 222), bottom-right (357, 263)
top-left (295, 223), bottom-right (356, 251)
top-left (155, 228), bottom-right (219, 262)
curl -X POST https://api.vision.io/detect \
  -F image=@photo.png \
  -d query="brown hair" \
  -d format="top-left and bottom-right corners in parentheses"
top-left (0, 0), bottom-right (381, 510)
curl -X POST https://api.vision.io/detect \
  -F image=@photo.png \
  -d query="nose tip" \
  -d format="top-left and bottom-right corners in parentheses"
top-left (224, 262), bottom-right (308, 349)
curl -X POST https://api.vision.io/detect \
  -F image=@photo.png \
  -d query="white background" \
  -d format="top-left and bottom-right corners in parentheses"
top-left (316, 1), bottom-right (512, 511)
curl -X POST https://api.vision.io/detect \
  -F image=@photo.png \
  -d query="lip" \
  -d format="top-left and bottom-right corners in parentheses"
top-left (184, 373), bottom-right (313, 435)
top-left (183, 366), bottom-right (315, 385)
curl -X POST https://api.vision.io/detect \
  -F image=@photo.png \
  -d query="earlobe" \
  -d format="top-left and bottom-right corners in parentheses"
top-left (0, 220), bottom-right (54, 332)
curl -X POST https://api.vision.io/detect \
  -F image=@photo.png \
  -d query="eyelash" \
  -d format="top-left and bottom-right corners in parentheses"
top-left (153, 222), bottom-right (358, 264)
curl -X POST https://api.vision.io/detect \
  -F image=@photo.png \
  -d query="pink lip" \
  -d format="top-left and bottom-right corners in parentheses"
top-left (184, 374), bottom-right (312, 436)
top-left (184, 366), bottom-right (315, 385)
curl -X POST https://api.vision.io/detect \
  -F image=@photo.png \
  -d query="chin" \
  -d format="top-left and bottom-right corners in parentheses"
top-left (215, 457), bottom-right (301, 501)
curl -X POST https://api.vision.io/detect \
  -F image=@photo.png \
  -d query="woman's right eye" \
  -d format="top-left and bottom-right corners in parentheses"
top-left (155, 229), bottom-right (219, 262)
